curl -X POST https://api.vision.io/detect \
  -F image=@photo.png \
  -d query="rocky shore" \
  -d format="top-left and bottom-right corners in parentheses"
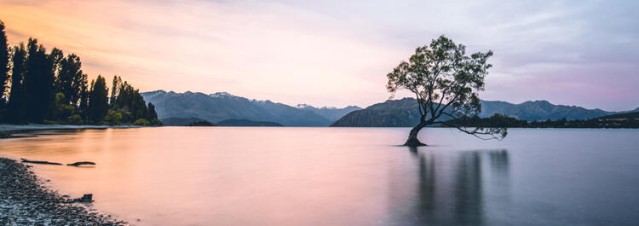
top-left (0, 124), bottom-right (142, 139)
top-left (0, 158), bottom-right (126, 225)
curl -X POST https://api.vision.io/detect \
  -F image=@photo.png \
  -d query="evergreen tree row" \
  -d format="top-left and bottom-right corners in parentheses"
top-left (0, 20), bottom-right (159, 125)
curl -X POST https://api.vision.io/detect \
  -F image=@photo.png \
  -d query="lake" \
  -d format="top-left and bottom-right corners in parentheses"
top-left (1, 127), bottom-right (639, 225)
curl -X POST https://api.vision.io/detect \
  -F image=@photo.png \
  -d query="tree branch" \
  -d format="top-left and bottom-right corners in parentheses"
top-left (438, 113), bottom-right (506, 141)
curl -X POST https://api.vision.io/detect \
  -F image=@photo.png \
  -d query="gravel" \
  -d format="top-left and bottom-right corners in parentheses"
top-left (0, 158), bottom-right (127, 226)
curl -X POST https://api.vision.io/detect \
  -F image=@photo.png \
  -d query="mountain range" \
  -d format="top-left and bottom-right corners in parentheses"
top-left (332, 98), bottom-right (625, 127)
top-left (141, 90), bottom-right (361, 126)
top-left (142, 90), bottom-right (636, 127)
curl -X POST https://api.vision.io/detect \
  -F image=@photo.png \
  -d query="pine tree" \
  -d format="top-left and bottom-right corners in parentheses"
top-left (110, 75), bottom-right (121, 107)
top-left (58, 54), bottom-right (83, 105)
top-left (87, 75), bottom-right (109, 123)
top-left (1, 21), bottom-right (159, 125)
top-left (5, 44), bottom-right (26, 123)
top-left (23, 38), bottom-right (55, 123)
top-left (78, 73), bottom-right (89, 121)
top-left (0, 20), bottom-right (9, 116)
top-left (146, 103), bottom-right (158, 121)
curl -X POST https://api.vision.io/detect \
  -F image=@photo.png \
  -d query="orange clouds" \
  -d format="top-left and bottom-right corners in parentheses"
top-left (0, 0), bottom-right (401, 108)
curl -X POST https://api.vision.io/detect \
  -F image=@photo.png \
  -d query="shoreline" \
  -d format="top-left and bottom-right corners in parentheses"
top-left (0, 157), bottom-right (126, 225)
top-left (0, 124), bottom-right (141, 139)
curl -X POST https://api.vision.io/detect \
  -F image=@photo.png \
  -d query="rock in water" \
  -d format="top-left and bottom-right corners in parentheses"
top-left (77, 194), bottom-right (93, 203)
top-left (66, 194), bottom-right (93, 203)
top-left (67, 161), bottom-right (96, 167)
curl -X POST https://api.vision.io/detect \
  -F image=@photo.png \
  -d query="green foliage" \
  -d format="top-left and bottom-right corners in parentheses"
top-left (66, 114), bottom-right (83, 125)
top-left (110, 75), bottom-right (121, 106)
top-left (104, 109), bottom-right (124, 125)
top-left (0, 22), bottom-right (158, 126)
top-left (146, 103), bottom-right (158, 121)
top-left (23, 38), bottom-right (55, 123)
top-left (108, 76), bottom-right (155, 124)
top-left (87, 75), bottom-right (109, 123)
top-left (0, 20), bottom-right (8, 107)
top-left (50, 92), bottom-right (76, 121)
top-left (386, 35), bottom-right (505, 144)
top-left (56, 54), bottom-right (83, 105)
top-left (133, 118), bottom-right (150, 126)
top-left (150, 119), bottom-right (162, 126)
top-left (187, 120), bottom-right (214, 126)
top-left (78, 73), bottom-right (89, 121)
top-left (5, 43), bottom-right (26, 123)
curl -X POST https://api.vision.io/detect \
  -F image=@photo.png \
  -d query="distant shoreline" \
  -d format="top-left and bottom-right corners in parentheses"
top-left (0, 124), bottom-right (141, 139)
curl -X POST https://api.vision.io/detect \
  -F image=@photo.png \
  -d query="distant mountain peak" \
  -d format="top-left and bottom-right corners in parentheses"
top-left (144, 90), bottom-right (167, 95)
top-left (141, 90), bottom-right (169, 100)
top-left (296, 103), bottom-right (361, 111)
top-left (140, 90), bottom-right (361, 126)
top-left (209, 92), bottom-right (235, 97)
top-left (333, 98), bottom-right (616, 127)
top-left (296, 103), bottom-right (313, 109)
top-left (296, 103), bottom-right (333, 110)
top-left (523, 100), bottom-right (552, 105)
top-left (147, 89), bottom-right (167, 94)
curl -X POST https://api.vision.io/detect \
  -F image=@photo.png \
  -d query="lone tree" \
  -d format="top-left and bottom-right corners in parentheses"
top-left (386, 35), bottom-right (507, 146)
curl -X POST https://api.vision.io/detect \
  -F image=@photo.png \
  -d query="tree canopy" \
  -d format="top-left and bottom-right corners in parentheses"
top-left (386, 35), bottom-right (506, 146)
top-left (0, 20), bottom-right (8, 119)
top-left (0, 20), bottom-right (160, 126)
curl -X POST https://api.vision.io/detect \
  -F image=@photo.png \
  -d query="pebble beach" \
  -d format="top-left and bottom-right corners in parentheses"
top-left (0, 157), bottom-right (126, 225)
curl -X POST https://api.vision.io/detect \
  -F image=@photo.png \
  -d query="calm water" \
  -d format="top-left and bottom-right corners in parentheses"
top-left (1, 127), bottom-right (639, 225)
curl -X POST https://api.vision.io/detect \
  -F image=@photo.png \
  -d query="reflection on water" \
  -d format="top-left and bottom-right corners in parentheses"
top-left (387, 148), bottom-right (509, 226)
top-left (2, 128), bottom-right (639, 226)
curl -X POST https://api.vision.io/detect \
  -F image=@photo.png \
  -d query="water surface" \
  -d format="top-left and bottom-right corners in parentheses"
top-left (1, 127), bottom-right (638, 225)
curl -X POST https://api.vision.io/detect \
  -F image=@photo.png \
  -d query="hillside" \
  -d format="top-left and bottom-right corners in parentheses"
top-left (481, 100), bottom-right (611, 121)
top-left (296, 104), bottom-right (362, 122)
top-left (141, 90), bottom-right (360, 126)
top-left (333, 98), bottom-right (616, 127)
top-left (331, 98), bottom-right (421, 127)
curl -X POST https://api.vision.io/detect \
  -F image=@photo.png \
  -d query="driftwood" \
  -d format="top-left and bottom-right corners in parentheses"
top-left (21, 158), bottom-right (63, 166)
top-left (67, 161), bottom-right (96, 167)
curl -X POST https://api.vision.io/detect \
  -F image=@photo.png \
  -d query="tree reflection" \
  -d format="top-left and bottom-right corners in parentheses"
top-left (387, 148), bottom-right (509, 226)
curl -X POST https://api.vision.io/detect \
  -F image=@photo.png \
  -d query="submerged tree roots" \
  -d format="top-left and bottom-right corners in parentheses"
top-left (403, 137), bottom-right (427, 147)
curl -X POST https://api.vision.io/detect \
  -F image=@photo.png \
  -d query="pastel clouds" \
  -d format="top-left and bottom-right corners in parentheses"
top-left (0, 0), bottom-right (637, 110)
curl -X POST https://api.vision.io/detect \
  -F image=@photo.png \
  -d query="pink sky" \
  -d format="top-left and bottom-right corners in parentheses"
top-left (1, 0), bottom-right (637, 111)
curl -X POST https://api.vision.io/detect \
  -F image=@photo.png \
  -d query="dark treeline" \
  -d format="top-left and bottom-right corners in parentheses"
top-left (443, 114), bottom-right (639, 129)
top-left (0, 20), bottom-right (159, 125)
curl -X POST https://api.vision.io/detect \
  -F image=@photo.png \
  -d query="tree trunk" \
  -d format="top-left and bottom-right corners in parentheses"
top-left (404, 120), bottom-right (428, 147)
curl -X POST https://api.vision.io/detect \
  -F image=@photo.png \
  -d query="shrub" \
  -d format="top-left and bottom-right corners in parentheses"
top-left (66, 114), bottom-right (83, 125)
top-left (133, 118), bottom-right (150, 126)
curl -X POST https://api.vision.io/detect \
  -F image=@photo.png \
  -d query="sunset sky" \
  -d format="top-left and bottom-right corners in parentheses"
top-left (1, 0), bottom-right (637, 111)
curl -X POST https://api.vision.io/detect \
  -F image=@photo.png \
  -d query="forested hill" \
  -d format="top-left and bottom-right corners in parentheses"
top-left (332, 98), bottom-right (618, 127)
top-left (480, 100), bottom-right (611, 121)
top-left (331, 98), bottom-right (420, 127)
top-left (0, 21), bottom-right (159, 125)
